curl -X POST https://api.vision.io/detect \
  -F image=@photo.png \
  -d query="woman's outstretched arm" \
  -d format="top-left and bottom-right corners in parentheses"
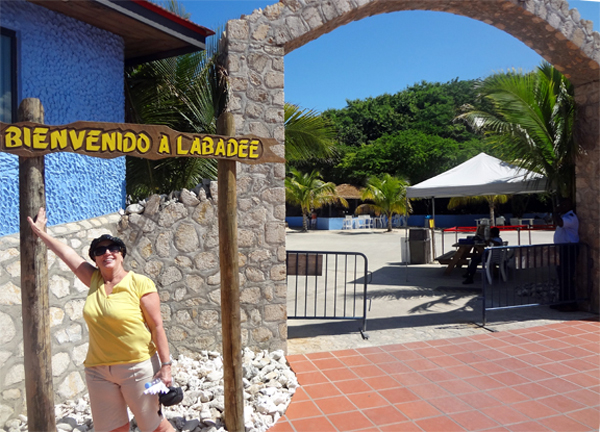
top-left (27, 207), bottom-right (96, 287)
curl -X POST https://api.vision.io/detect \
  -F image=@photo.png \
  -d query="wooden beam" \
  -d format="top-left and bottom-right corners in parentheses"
top-left (217, 112), bottom-right (244, 431)
top-left (18, 99), bottom-right (56, 432)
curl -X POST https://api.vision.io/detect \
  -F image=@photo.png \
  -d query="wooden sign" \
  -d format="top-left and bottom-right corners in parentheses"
top-left (0, 120), bottom-right (285, 164)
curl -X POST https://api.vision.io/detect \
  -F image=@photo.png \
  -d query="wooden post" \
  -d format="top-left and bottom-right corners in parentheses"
top-left (217, 112), bottom-right (244, 431)
top-left (18, 98), bottom-right (56, 432)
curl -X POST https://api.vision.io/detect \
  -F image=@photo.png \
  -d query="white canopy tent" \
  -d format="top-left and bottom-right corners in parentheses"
top-left (406, 152), bottom-right (548, 199)
top-left (401, 153), bottom-right (548, 276)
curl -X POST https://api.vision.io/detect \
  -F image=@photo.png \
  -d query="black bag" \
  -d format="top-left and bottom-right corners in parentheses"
top-left (159, 386), bottom-right (184, 406)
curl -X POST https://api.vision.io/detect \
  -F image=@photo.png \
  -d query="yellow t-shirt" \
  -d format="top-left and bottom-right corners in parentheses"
top-left (83, 270), bottom-right (157, 367)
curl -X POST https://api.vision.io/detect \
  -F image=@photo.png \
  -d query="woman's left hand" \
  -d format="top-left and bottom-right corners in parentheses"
top-left (154, 365), bottom-right (172, 387)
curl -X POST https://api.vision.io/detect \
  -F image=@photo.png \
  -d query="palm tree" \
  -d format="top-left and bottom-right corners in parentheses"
top-left (447, 195), bottom-right (509, 225)
top-left (457, 62), bottom-right (578, 208)
top-left (125, 35), bottom-right (224, 201)
top-left (285, 168), bottom-right (348, 232)
top-left (284, 103), bottom-right (337, 165)
top-left (359, 174), bottom-right (411, 232)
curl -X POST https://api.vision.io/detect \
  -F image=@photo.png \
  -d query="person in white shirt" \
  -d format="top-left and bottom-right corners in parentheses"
top-left (552, 198), bottom-right (579, 310)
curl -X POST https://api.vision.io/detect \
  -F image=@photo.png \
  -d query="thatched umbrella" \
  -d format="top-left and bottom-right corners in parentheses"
top-left (335, 184), bottom-right (364, 215)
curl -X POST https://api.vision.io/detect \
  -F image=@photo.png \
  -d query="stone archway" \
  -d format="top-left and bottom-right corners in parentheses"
top-left (223, 0), bottom-right (600, 312)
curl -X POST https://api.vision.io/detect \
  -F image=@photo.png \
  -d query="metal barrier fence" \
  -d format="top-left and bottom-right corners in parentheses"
top-left (287, 251), bottom-right (370, 339)
top-left (480, 243), bottom-right (590, 326)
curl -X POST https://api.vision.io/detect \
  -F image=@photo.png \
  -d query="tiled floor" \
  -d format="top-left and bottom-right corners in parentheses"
top-left (271, 319), bottom-right (600, 431)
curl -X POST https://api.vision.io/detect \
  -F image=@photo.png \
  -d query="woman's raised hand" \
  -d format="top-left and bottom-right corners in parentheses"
top-left (27, 207), bottom-right (47, 237)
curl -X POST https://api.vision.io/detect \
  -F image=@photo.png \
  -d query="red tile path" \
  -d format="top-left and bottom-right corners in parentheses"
top-left (271, 319), bottom-right (600, 431)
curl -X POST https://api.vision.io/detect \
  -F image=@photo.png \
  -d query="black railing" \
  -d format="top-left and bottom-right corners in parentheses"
top-left (287, 251), bottom-right (370, 339)
top-left (480, 243), bottom-right (590, 325)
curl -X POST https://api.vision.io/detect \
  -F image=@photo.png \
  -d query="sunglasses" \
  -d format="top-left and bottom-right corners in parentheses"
top-left (93, 244), bottom-right (122, 257)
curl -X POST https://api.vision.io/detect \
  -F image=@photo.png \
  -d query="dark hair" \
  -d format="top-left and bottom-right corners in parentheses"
top-left (88, 234), bottom-right (127, 260)
top-left (490, 227), bottom-right (500, 238)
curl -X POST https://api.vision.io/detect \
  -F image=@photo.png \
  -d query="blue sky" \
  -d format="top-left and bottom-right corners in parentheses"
top-left (181, 0), bottom-right (599, 112)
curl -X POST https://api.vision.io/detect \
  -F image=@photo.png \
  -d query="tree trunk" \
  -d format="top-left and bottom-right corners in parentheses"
top-left (302, 213), bottom-right (308, 232)
top-left (387, 213), bottom-right (393, 232)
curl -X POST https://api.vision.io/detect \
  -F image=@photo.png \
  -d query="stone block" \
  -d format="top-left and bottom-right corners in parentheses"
top-left (198, 310), bottom-right (219, 329)
top-left (158, 267), bottom-right (183, 287)
top-left (144, 194), bottom-right (162, 216)
top-left (156, 232), bottom-right (172, 257)
top-left (72, 343), bottom-right (88, 366)
top-left (64, 299), bottom-right (85, 321)
top-left (144, 260), bottom-right (163, 279)
top-left (4, 364), bottom-right (24, 386)
top-left (0, 313), bottom-right (16, 345)
top-left (265, 304), bottom-right (286, 321)
top-left (270, 264), bottom-right (287, 281)
top-left (57, 372), bottom-right (85, 400)
top-left (240, 287), bottom-right (261, 304)
top-left (174, 223), bottom-right (200, 253)
top-left (52, 352), bottom-right (71, 376)
top-left (49, 307), bottom-right (65, 327)
top-left (246, 267), bottom-right (266, 282)
top-left (0, 282), bottom-right (21, 305)
top-left (158, 202), bottom-right (188, 227)
top-left (227, 20), bottom-right (249, 41)
top-left (252, 24), bottom-right (270, 41)
top-left (266, 223), bottom-right (285, 244)
top-left (180, 189), bottom-right (200, 206)
top-left (252, 327), bottom-right (273, 343)
top-left (194, 252), bottom-right (219, 272)
top-left (5, 261), bottom-right (19, 278)
top-left (49, 275), bottom-right (70, 299)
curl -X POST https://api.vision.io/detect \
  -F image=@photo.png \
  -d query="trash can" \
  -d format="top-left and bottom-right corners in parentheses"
top-left (409, 228), bottom-right (431, 264)
top-left (401, 237), bottom-right (410, 264)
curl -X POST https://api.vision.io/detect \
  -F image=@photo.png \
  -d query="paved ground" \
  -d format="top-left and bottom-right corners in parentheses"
top-left (285, 228), bottom-right (597, 355)
top-left (275, 319), bottom-right (600, 432)
top-left (273, 228), bottom-right (600, 432)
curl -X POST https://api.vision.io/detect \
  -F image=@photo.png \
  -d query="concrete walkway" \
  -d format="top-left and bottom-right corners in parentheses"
top-left (285, 229), bottom-right (595, 354)
top-left (274, 229), bottom-right (599, 431)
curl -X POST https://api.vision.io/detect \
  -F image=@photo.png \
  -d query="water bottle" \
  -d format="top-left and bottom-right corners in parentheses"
top-left (144, 378), bottom-right (162, 390)
top-left (144, 378), bottom-right (168, 395)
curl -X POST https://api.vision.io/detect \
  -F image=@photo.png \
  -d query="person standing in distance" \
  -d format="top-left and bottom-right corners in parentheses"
top-left (27, 207), bottom-right (175, 432)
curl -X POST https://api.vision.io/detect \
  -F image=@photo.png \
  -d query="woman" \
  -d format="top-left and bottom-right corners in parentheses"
top-left (27, 208), bottom-right (174, 432)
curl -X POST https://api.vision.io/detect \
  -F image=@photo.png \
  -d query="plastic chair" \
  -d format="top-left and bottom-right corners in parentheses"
top-left (357, 215), bottom-right (372, 228)
top-left (484, 245), bottom-right (514, 284)
top-left (342, 216), bottom-right (353, 230)
top-left (509, 218), bottom-right (522, 226)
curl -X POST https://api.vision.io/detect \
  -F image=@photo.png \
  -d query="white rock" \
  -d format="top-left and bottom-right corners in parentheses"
top-left (126, 203), bottom-right (145, 214)
top-left (15, 350), bottom-right (297, 432)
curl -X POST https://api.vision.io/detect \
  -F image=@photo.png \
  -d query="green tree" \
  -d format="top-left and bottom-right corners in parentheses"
top-left (334, 130), bottom-right (487, 186)
top-left (457, 62), bottom-right (578, 206)
top-left (359, 174), bottom-right (411, 232)
top-left (447, 195), bottom-right (509, 224)
top-left (285, 168), bottom-right (348, 232)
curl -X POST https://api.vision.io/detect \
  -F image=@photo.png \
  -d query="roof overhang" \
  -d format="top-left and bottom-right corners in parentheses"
top-left (26, 0), bottom-right (215, 65)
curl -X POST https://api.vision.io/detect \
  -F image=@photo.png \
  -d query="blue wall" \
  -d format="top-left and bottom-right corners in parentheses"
top-left (286, 214), bottom-right (548, 230)
top-left (0, 0), bottom-right (125, 236)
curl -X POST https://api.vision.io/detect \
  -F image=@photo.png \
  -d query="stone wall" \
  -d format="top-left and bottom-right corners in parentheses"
top-left (118, 184), bottom-right (287, 357)
top-left (0, 213), bottom-right (121, 425)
